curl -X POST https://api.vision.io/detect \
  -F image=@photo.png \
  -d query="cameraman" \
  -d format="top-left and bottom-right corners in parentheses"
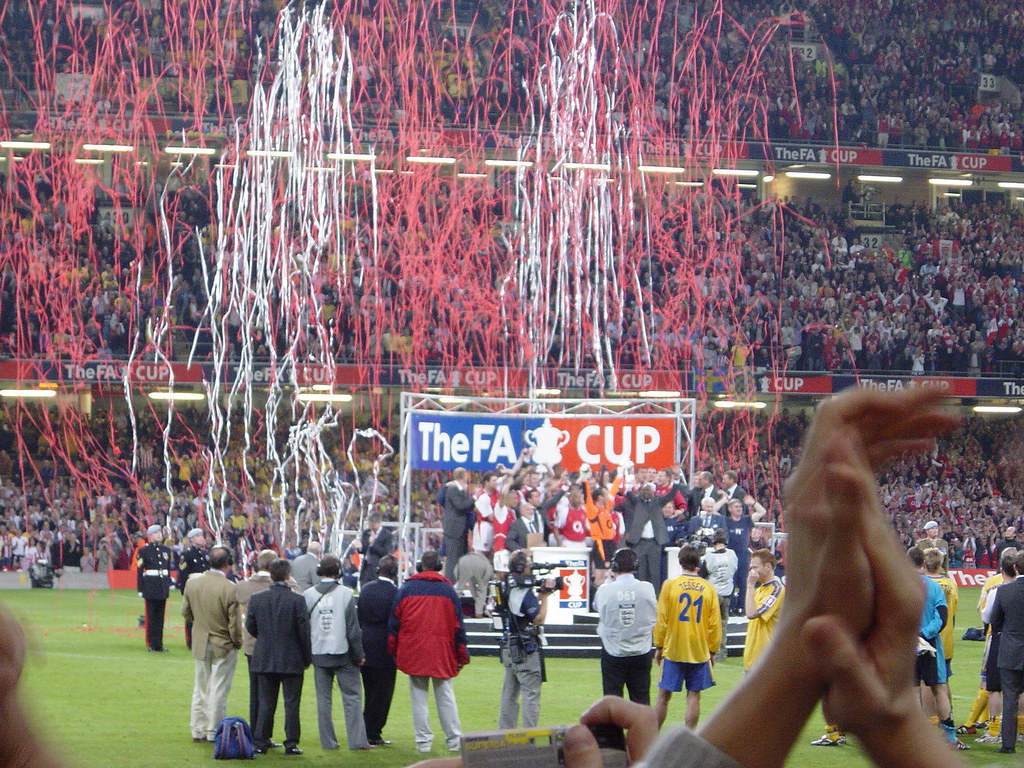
top-left (497, 549), bottom-right (555, 729)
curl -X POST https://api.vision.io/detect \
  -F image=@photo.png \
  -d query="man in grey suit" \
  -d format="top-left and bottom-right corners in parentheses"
top-left (991, 550), bottom-right (1024, 754)
top-left (291, 540), bottom-right (322, 592)
top-left (181, 546), bottom-right (242, 742)
top-left (615, 478), bottom-right (687, 587)
top-left (454, 551), bottom-right (495, 618)
top-left (441, 469), bottom-right (476, 582)
top-left (304, 554), bottom-right (373, 751)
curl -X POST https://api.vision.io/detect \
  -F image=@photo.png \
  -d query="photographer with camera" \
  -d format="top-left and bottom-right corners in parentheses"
top-left (496, 549), bottom-right (559, 729)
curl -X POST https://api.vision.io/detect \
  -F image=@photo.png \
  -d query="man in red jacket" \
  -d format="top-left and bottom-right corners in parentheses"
top-left (388, 549), bottom-right (469, 754)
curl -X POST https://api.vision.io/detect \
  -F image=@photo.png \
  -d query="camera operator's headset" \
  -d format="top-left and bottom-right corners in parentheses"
top-left (508, 551), bottom-right (529, 575)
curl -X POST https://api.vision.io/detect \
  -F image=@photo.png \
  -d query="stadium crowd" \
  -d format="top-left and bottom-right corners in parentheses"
top-left (2, 0), bottom-right (1022, 148)
top-left (0, 400), bottom-right (1019, 585)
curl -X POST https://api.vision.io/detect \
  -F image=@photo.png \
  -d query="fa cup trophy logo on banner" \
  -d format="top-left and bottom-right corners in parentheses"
top-left (524, 418), bottom-right (570, 469)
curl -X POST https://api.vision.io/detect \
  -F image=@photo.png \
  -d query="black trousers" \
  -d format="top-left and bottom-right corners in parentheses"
top-left (600, 649), bottom-right (653, 705)
top-left (144, 598), bottom-right (166, 650)
top-left (360, 662), bottom-right (397, 741)
top-left (255, 673), bottom-right (303, 750)
top-left (1000, 666), bottom-right (1024, 751)
top-left (246, 655), bottom-right (260, 729)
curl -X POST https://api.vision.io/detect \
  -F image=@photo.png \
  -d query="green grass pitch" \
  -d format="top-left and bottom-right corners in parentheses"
top-left (2, 586), bottom-right (1013, 767)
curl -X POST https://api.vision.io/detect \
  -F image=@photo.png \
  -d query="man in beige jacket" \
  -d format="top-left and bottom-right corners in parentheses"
top-left (182, 546), bottom-right (242, 742)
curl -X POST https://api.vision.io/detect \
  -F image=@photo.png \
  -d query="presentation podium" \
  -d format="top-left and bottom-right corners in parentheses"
top-left (665, 546), bottom-right (682, 581)
top-left (529, 546), bottom-right (591, 624)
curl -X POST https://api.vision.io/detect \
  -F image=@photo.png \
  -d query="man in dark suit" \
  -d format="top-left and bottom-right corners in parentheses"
top-left (358, 554), bottom-right (399, 746)
top-left (357, 513), bottom-right (393, 587)
top-left (615, 479), bottom-right (687, 587)
top-left (687, 471), bottom-right (724, 518)
top-left (246, 558), bottom-right (312, 755)
top-left (504, 502), bottom-right (549, 553)
top-left (716, 470), bottom-right (746, 507)
top-left (686, 498), bottom-right (728, 540)
top-left (991, 550), bottom-right (1024, 753)
top-left (441, 468), bottom-right (476, 582)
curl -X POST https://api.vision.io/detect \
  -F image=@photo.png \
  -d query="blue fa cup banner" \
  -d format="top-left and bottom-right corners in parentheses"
top-left (409, 413), bottom-right (678, 472)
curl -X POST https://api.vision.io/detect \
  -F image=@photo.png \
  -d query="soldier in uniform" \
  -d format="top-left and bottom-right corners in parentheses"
top-left (177, 528), bottom-right (210, 649)
top-left (137, 524), bottom-right (174, 652)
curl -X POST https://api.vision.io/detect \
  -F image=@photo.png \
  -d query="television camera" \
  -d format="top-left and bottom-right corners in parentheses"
top-left (488, 562), bottom-right (563, 662)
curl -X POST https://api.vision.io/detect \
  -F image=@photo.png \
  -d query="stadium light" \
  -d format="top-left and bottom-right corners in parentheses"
top-left (82, 143), bottom-right (134, 152)
top-left (712, 168), bottom-right (759, 177)
top-left (246, 149), bottom-right (294, 158)
top-left (148, 391), bottom-right (206, 401)
top-left (531, 388), bottom-right (562, 397)
top-left (406, 155), bottom-right (456, 165)
top-left (0, 140), bottom-right (50, 149)
top-left (858, 174), bottom-right (903, 183)
top-left (715, 400), bottom-right (767, 409)
top-left (457, 172), bottom-right (488, 179)
top-left (164, 146), bottom-right (216, 155)
top-left (928, 178), bottom-right (972, 186)
top-left (762, 175), bottom-right (775, 182)
top-left (310, 384), bottom-right (334, 391)
top-left (638, 165), bottom-right (688, 174)
top-left (674, 181), bottom-right (703, 187)
top-left (214, 163), bottom-right (238, 169)
top-left (74, 158), bottom-right (104, 165)
top-left (326, 152), bottom-right (376, 161)
top-left (296, 392), bottom-right (353, 403)
top-left (484, 159), bottom-right (534, 168)
top-left (640, 390), bottom-right (682, 398)
top-left (785, 171), bottom-right (831, 179)
top-left (997, 181), bottom-right (1024, 189)
top-left (0, 389), bottom-right (57, 398)
top-left (737, 183), bottom-right (757, 189)
top-left (973, 405), bottom-right (1022, 414)
top-left (563, 162), bottom-right (612, 171)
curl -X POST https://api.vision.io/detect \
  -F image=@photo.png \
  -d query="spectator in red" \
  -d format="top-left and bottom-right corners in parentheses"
top-left (387, 549), bottom-right (468, 754)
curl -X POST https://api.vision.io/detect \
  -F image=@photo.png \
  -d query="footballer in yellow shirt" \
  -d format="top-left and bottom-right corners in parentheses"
top-left (743, 548), bottom-right (784, 671)
top-left (652, 546), bottom-right (722, 729)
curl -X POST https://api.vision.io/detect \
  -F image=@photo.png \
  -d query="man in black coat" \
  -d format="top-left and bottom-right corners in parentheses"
top-left (246, 558), bottom-right (312, 755)
top-left (991, 550), bottom-right (1024, 753)
top-left (687, 471), bottom-right (724, 518)
top-left (615, 479), bottom-right (687, 587)
top-left (441, 468), bottom-right (476, 582)
top-left (357, 513), bottom-right (393, 587)
top-left (357, 554), bottom-right (399, 746)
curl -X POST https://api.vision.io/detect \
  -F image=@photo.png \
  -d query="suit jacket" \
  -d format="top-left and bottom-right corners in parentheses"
top-left (236, 572), bottom-right (272, 656)
top-left (357, 577), bottom-right (398, 668)
top-left (441, 484), bottom-right (476, 539)
top-left (688, 485), bottom-right (725, 518)
top-left (687, 512), bottom-right (729, 538)
top-left (182, 569), bottom-right (242, 660)
top-left (291, 552), bottom-right (320, 592)
top-left (617, 484), bottom-right (686, 546)
top-left (505, 513), bottom-right (549, 552)
top-left (720, 485), bottom-right (746, 503)
top-left (360, 527), bottom-right (394, 574)
top-left (992, 577), bottom-right (1024, 671)
top-left (245, 582), bottom-right (313, 674)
